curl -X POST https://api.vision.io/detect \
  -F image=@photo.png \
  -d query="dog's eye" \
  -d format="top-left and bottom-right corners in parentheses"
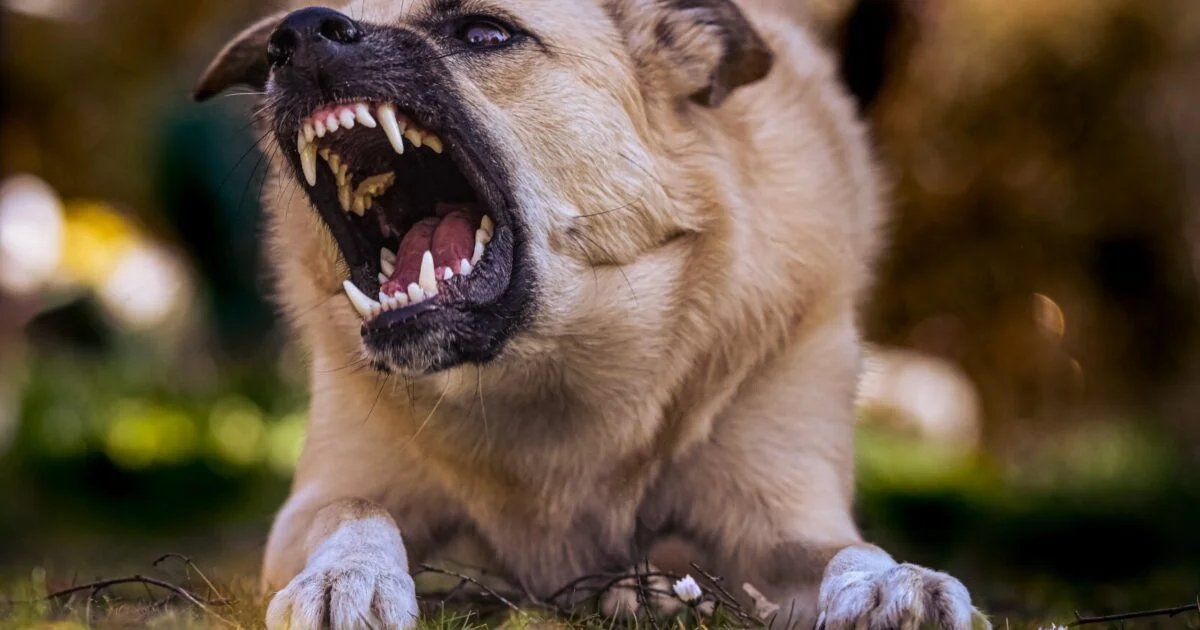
top-left (456, 20), bottom-right (511, 47)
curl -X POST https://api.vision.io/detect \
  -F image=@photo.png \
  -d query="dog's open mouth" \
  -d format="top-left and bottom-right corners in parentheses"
top-left (290, 99), bottom-right (510, 326)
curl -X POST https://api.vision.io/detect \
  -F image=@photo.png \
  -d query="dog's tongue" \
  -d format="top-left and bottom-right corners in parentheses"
top-left (385, 205), bottom-right (477, 293)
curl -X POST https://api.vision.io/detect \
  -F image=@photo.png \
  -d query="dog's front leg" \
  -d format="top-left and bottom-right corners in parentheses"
top-left (264, 498), bottom-right (419, 630)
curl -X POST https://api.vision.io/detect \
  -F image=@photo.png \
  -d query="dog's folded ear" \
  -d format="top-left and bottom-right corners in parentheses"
top-left (611, 0), bottom-right (774, 108)
top-left (194, 12), bottom-right (287, 102)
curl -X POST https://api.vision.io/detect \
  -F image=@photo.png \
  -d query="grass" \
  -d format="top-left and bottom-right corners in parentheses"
top-left (3, 426), bottom-right (1198, 629)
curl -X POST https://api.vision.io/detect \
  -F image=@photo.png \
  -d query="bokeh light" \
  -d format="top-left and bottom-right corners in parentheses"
top-left (0, 174), bottom-right (64, 296)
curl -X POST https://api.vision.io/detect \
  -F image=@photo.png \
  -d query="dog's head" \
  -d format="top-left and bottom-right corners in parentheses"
top-left (196, 0), bottom-right (772, 374)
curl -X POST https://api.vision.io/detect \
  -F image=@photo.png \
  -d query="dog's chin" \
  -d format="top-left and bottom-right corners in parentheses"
top-left (281, 100), bottom-right (532, 375)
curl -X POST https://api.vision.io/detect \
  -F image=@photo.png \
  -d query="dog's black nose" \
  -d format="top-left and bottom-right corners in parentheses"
top-left (267, 7), bottom-right (364, 67)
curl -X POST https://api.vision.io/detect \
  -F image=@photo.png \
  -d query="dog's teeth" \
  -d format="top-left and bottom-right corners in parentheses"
top-left (342, 280), bottom-right (380, 319)
top-left (393, 291), bottom-right (409, 307)
top-left (300, 143), bottom-right (318, 186)
top-left (355, 172), bottom-right (395, 198)
top-left (378, 272), bottom-right (389, 285)
top-left (480, 215), bottom-right (494, 237)
top-left (471, 239), bottom-right (484, 265)
top-left (381, 248), bottom-right (396, 264)
top-left (303, 123), bottom-right (316, 143)
top-left (404, 128), bottom-right (423, 148)
top-left (459, 259), bottom-right (473, 275)
top-left (339, 183), bottom-right (353, 213)
top-left (351, 194), bottom-right (370, 215)
top-left (339, 109), bottom-right (356, 129)
top-left (326, 153), bottom-right (348, 187)
top-left (315, 119), bottom-right (327, 137)
top-left (377, 104), bottom-right (405, 155)
top-left (425, 134), bottom-right (443, 154)
top-left (418, 250), bottom-right (438, 295)
top-left (407, 282), bottom-right (424, 304)
top-left (355, 104), bottom-right (377, 128)
top-left (442, 267), bottom-right (453, 281)
top-left (475, 228), bottom-right (492, 245)
top-left (326, 113), bottom-right (340, 133)
top-left (380, 255), bottom-right (395, 276)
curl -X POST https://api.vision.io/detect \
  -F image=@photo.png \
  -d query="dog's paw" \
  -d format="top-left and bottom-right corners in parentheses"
top-left (817, 561), bottom-right (986, 630)
top-left (266, 518), bottom-right (418, 630)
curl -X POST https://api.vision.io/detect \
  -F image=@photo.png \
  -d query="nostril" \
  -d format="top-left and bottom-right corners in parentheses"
top-left (319, 16), bottom-right (362, 44)
top-left (267, 28), bottom-right (298, 67)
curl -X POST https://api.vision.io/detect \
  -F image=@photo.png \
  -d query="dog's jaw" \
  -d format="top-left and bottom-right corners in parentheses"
top-left (265, 20), bottom-right (537, 375)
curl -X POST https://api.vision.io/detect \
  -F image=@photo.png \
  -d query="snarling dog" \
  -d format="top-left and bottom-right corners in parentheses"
top-left (195, 0), bottom-right (986, 627)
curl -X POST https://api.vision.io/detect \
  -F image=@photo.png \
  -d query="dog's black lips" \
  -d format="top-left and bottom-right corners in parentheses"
top-left (267, 22), bottom-right (535, 372)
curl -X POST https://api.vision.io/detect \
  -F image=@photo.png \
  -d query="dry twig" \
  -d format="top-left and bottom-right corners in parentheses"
top-left (1069, 598), bottom-right (1200, 627)
top-left (43, 575), bottom-right (239, 628)
top-left (416, 564), bottom-right (522, 613)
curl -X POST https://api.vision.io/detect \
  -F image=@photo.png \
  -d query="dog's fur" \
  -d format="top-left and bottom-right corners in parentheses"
top-left (197, 0), bottom-right (983, 627)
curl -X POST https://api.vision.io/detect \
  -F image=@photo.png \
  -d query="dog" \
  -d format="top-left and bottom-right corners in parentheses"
top-left (194, 0), bottom-right (985, 627)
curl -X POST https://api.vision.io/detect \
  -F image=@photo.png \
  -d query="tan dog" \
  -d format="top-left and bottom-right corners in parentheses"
top-left (196, 0), bottom-right (985, 628)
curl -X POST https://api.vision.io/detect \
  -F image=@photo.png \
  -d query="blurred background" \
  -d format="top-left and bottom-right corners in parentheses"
top-left (1, 0), bottom-right (1198, 626)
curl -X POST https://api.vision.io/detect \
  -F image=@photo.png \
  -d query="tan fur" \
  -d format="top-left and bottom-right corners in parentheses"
top-left (203, 0), bottom-right (980, 626)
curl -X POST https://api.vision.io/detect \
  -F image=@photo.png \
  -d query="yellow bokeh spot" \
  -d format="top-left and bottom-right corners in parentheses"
top-left (266, 412), bottom-right (308, 476)
top-left (104, 399), bottom-right (198, 470)
top-left (59, 200), bottom-right (138, 288)
top-left (208, 396), bottom-right (266, 467)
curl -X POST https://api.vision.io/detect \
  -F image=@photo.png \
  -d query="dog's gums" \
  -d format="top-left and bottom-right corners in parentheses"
top-left (293, 99), bottom-right (498, 320)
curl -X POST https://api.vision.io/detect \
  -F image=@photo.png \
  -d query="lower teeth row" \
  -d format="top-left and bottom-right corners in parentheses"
top-left (341, 216), bottom-right (494, 320)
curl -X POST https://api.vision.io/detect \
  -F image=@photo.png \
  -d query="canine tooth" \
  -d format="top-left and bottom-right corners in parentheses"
top-left (297, 130), bottom-right (308, 153)
top-left (379, 272), bottom-right (389, 285)
top-left (315, 119), bottom-right (327, 137)
top-left (300, 143), bottom-right (318, 186)
top-left (418, 250), bottom-right (438, 294)
top-left (381, 248), bottom-right (396, 264)
top-left (342, 280), bottom-right (381, 318)
top-left (404, 128), bottom-right (423, 147)
top-left (443, 267), bottom-right (453, 281)
top-left (380, 255), bottom-right (395, 276)
top-left (459, 259), bottom-right (472, 275)
top-left (476, 228), bottom-right (492, 245)
top-left (339, 109), bottom-right (356, 129)
top-left (378, 104), bottom-right (405, 155)
top-left (481, 215), bottom-right (494, 237)
top-left (425, 134), bottom-right (443, 153)
top-left (355, 104), bottom-right (377, 128)
top-left (339, 183), bottom-right (353, 213)
top-left (407, 283), bottom-right (424, 303)
top-left (326, 113), bottom-right (340, 132)
top-left (472, 240), bottom-right (484, 264)
top-left (303, 123), bottom-right (316, 143)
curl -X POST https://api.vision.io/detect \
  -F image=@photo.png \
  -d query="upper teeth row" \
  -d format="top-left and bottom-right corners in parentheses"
top-left (340, 217), bottom-right (494, 320)
top-left (296, 103), bottom-right (444, 190)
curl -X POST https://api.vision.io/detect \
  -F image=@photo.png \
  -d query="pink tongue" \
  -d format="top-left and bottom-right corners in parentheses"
top-left (382, 207), bottom-right (477, 295)
top-left (432, 210), bottom-right (475, 270)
